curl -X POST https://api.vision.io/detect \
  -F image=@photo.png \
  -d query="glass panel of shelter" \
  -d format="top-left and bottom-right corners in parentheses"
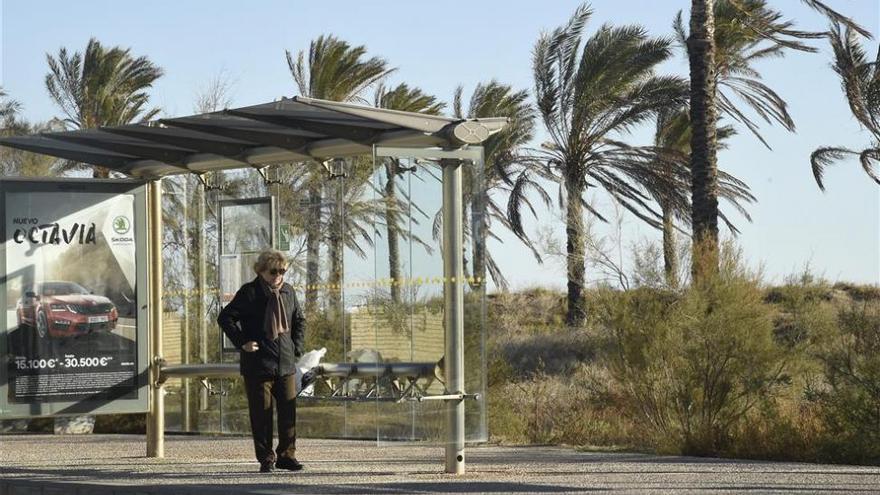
top-left (371, 155), bottom-right (447, 442)
top-left (365, 151), bottom-right (488, 445)
top-left (156, 175), bottom-right (222, 432)
top-left (160, 156), bottom-right (486, 442)
top-left (297, 159), bottom-right (349, 438)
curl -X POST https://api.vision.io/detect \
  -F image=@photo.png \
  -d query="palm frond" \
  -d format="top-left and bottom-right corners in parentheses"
top-left (828, 23), bottom-right (877, 132)
top-left (455, 79), bottom-right (544, 272)
top-left (288, 34), bottom-right (395, 102)
top-left (375, 83), bottom-right (444, 115)
top-left (0, 87), bottom-right (22, 124)
top-left (799, 0), bottom-right (872, 39)
top-left (859, 148), bottom-right (880, 185)
top-left (809, 22), bottom-right (880, 190)
top-left (811, 146), bottom-right (856, 191)
top-left (679, 1), bottom-right (841, 148)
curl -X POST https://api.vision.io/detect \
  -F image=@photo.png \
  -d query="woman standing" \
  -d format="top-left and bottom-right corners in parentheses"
top-left (218, 249), bottom-right (305, 473)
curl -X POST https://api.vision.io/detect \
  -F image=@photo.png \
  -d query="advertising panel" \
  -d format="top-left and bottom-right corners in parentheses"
top-left (0, 178), bottom-right (149, 418)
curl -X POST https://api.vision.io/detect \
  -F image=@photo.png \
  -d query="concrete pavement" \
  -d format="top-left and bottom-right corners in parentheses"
top-left (1, 434), bottom-right (878, 494)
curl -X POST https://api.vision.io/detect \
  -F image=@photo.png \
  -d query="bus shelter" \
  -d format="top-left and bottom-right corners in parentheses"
top-left (0, 96), bottom-right (507, 474)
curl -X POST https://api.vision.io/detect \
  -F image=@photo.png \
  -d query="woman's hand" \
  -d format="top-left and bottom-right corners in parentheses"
top-left (242, 341), bottom-right (259, 352)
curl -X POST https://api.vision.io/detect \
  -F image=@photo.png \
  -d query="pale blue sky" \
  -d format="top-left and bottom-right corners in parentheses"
top-left (2, 0), bottom-right (878, 288)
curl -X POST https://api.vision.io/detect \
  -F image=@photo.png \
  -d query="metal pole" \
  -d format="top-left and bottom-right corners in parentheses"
top-left (146, 179), bottom-right (165, 458)
top-left (198, 181), bottom-right (208, 411)
top-left (182, 178), bottom-right (191, 432)
top-left (441, 159), bottom-right (465, 474)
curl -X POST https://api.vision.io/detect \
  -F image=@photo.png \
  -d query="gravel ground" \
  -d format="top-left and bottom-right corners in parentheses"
top-left (1, 434), bottom-right (879, 494)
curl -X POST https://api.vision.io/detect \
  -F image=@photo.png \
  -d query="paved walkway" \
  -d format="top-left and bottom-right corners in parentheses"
top-left (1, 434), bottom-right (879, 494)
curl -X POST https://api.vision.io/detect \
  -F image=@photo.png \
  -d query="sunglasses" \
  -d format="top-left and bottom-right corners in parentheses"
top-left (269, 268), bottom-right (287, 276)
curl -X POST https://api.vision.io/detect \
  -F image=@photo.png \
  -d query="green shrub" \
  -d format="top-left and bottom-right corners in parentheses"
top-left (305, 312), bottom-right (345, 362)
top-left (764, 270), bottom-right (832, 305)
top-left (765, 276), bottom-right (837, 350)
top-left (811, 301), bottom-right (880, 464)
top-left (601, 267), bottom-right (787, 455)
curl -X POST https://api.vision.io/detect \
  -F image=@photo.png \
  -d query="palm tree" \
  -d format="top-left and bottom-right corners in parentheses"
top-left (682, 0), bottom-right (867, 277)
top-left (533, 4), bottom-right (688, 326)
top-left (374, 83), bottom-right (444, 304)
top-left (45, 37), bottom-right (163, 178)
top-left (452, 81), bottom-right (543, 290)
top-left (0, 88), bottom-right (21, 128)
top-left (652, 107), bottom-right (754, 286)
top-left (0, 90), bottom-right (58, 176)
top-left (810, 22), bottom-right (879, 190)
top-left (0, 120), bottom-right (58, 177)
top-left (676, 1), bottom-right (802, 147)
top-left (287, 34), bottom-right (394, 312)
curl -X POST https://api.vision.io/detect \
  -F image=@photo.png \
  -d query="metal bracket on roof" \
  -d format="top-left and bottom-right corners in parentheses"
top-left (386, 157), bottom-right (417, 173)
top-left (254, 166), bottom-right (284, 186)
top-left (321, 158), bottom-right (347, 180)
top-left (194, 172), bottom-right (226, 192)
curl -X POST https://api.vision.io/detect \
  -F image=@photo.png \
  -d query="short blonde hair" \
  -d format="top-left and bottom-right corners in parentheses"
top-left (253, 249), bottom-right (288, 274)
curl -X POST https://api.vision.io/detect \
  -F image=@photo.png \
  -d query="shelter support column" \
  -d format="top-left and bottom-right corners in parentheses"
top-left (198, 180), bottom-right (208, 411)
top-left (146, 179), bottom-right (165, 458)
top-left (441, 158), bottom-right (465, 474)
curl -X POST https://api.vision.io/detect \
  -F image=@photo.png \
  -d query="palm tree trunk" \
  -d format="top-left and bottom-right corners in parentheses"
top-left (327, 179), bottom-right (344, 316)
top-left (662, 202), bottom-right (678, 288)
top-left (688, 0), bottom-right (720, 281)
top-left (328, 227), bottom-right (343, 315)
top-left (470, 190), bottom-right (488, 291)
top-left (565, 168), bottom-right (586, 327)
top-left (305, 180), bottom-right (321, 313)
top-left (384, 160), bottom-right (401, 304)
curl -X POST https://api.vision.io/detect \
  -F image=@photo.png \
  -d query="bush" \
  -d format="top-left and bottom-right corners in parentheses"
top-left (495, 328), bottom-right (608, 380)
top-left (729, 397), bottom-right (824, 462)
top-left (811, 301), bottom-right (880, 464)
top-left (305, 312), bottom-right (345, 362)
top-left (600, 266), bottom-right (788, 455)
top-left (764, 278), bottom-right (832, 305)
top-left (831, 282), bottom-right (880, 302)
top-left (94, 413), bottom-right (146, 434)
top-left (488, 363), bottom-right (634, 447)
top-left (765, 275), bottom-right (837, 350)
top-left (487, 288), bottom-right (567, 337)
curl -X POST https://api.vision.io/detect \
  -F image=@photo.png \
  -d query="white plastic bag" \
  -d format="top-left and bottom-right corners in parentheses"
top-left (295, 347), bottom-right (326, 395)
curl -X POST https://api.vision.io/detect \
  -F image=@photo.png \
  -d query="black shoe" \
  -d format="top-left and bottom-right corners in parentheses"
top-left (275, 457), bottom-right (303, 471)
top-left (259, 462), bottom-right (275, 473)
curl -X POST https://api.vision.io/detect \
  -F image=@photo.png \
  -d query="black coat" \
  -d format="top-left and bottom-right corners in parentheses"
top-left (217, 277), bottom-right (305, 378)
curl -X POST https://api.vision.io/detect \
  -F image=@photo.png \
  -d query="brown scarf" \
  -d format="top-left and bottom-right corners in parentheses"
top-left (260, 278), bottom-right (288, 341)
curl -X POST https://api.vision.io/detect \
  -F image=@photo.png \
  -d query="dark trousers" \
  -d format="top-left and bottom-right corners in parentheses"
top-left (243, 373), bottom-right (297, 464)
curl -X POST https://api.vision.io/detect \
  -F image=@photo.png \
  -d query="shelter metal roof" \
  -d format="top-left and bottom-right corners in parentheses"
top-left (0, 96), bottom-right (507, 178)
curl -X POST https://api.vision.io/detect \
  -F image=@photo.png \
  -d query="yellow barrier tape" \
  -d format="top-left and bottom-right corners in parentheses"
top-left (162, 276), bottom-right (484, 297)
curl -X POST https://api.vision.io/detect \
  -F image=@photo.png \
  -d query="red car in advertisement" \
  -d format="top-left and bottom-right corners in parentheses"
top-left (16, 281), bottom-right (119, 338)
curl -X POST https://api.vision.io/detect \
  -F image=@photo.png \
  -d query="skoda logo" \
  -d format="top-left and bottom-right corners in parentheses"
top-left (113, 216), bottom-right (131, 235)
